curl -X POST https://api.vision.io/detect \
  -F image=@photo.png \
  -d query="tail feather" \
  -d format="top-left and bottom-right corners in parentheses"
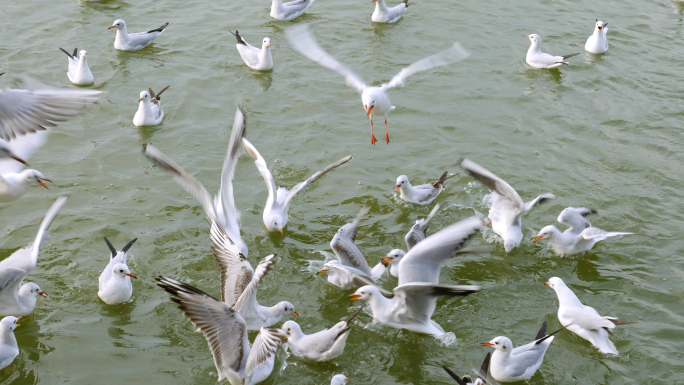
top-left (59, 47), bottom-right (75, 59)
top-left (147, 22), bottom-right (169, 34)
top-left (562, 53), bottom-right (580, 60)
top-left (231, 30), bottom-right (247, 46)
top-left (609, 319), bottom-right (639, 326)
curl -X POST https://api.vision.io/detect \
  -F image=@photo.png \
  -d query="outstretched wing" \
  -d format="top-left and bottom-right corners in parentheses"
top-left (241, 138), bottom-right (277, 207)
top-left (233, 254), bottom-right (276, 315)
top-left (557, 207), bottom-right (597, 232)
top-left (384, 42), bottom-right (470, 90)
top-left (283, 154), bottom-right (353, 210)
top-left (244, 327), bottom-right (286, 384)
top-left (393, 283), bottom-right (480, 324)
top-left (405, 203), bottom-right (440, 250)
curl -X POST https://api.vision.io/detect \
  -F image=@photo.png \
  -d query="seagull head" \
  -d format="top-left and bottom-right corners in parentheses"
top-left (481, 336), bottom-right (512, 353)
top-left (24, 170), bottom-right (52, 189)
top-left (362, 93), bottom-right (376, 118)
top-left (595, 19), bottom-right (607, 31)
top-left (279, 301), bottom-right (299, 318)
top-left (503, 239), bottom-right (517, 253)
top-left (331, 374), bottom-right (349, 385)
top-left (382, 249), bottom-right (405, 267)
top-left (113, 263), bottom-right (137, 279)
top-left (524, 34), bottom-right (541, 46)
top-left (545, 276), bottom-right (564, 291)
top-left (19, 282), bottom-right (47, 299)
top-left (349, 285), bottom-right (375, 302)
top-left (531, 225), bottom-right (558, 243)
top-left (139, 91), bottom-right (151, 103)
top-left (281, 320), bottom-right (303, 338)
top-left (266, 215), bottom-right (284, 235)
top-left (0, 316), bottom-right (21, 331)
top-left (263, 37), bottom-right (271, 48)
top-left (108, 19), bottom-right (126, 30)
top-left (394, 175), bottom-right (408, 192)
top-left (79, 50), bottom-right (88, 61)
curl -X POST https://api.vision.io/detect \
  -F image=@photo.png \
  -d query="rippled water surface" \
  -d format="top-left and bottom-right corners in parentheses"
top-left (2, 0), bottom-right (684, 384)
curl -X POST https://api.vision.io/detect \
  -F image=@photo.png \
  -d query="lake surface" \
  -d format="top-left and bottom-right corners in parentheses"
top-left (1, 0), bottom-right (683, 383)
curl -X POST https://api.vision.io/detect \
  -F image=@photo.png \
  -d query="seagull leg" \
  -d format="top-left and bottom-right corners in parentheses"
top-left (384, 118), bottom-right (390, 144)
top-left (370, 119), bottom-right (378, 145)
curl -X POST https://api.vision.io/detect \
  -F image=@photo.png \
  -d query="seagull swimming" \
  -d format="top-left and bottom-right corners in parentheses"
top-left (133, 86), bottom-right (169, 126)
top-left (331, 374), bottom-right (349, 385)
top-left (585, 20), bottom-right (609, 54)
top-left (157, 276), bottom-right (287, 385)
top-left (371, 0), bottom-right (409, 23)
top-left (482, 321), bottom-right (565, 382)
top-left (442, 352), bottom-right (490, 385)
top-left (0, 316), bottom-right (21, 370)
top-left (524, 34), bottom-right (579, 69)
top-left (108, 19), bottom-right (168, 51)
top-left (546, 277), bottom-right (637, 355)
top-left (394, 172), bottom-right (455, 205)
top-left (349, 217), bottom-right (485, 337)
top-left (0, 132), bottom-right (53, 203)
top-left (281, 304), bottom-right (365, 361)
top-left (229, 31), bottom-right (273, 71)
top-left (59, 48), bottom-right (94, 85)
top-left (97, 237), bottom-right (138, 305)
top-left (0, 197), bottom-right (66, 316)
top-left (241, 138), bottom-right (352, 234)
top-left (271, 0), bottom-right (315, 21)
top-left (460, 158), bottom-right (555, 254)
top-left (286, 24), bottom-right (470, 145)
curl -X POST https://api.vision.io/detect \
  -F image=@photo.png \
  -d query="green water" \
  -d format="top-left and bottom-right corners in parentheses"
top-left (2, 0), bottom-right (683, 383)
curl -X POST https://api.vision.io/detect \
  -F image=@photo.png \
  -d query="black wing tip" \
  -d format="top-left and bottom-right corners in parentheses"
top-left (148, 22), bottom-right (169, 33)
top-left (156, 275), bottom-right (221, 302)
top-left (478, 352), bottom-right (491, 381)
top-left (535, 321), bottom-right (548, 340)
top-left (233, 30), bottom-right (247, 46)
top-left (563, 53), bottom-right (580, 59)
top-left (59, 47), bottom-right (74, 59)
top-left (122, 238), bottom-right (138, 253)
top-left (441, 365), bottom-right (467, 385)
top-left (103, 237), bottom-right (117, 258)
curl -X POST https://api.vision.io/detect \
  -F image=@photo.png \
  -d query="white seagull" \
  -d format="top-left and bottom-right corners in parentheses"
top-left (97, 237), bottom-right (138, 305)
top-left (585, 20), bottom-right (609, 54)
top-left (349, 217), bottom-right (485, 337)
top-left (0, 131), bottom-right (53, 203)
top-left (0, 197), bottom-right (66, 316)
top-left (108, 19), bottom-right (168, 51)
top-left (460, 158), bottom-right (555, 254)
top-left (241, 138), bottom-right (353, 233)
top-left (481, 321), bottom-right (565, 382)
top-left (59, 48), bottom-right (94, 85)
top-left (394, 172), bottom-right (455, 205)
top-left (229, 31), bottom-right (273, 71)
top-left (331, 374), bottom-right (349, 385)
top-left (371, 0), bottom-right (409, 23)
top-left (271, 0), bottom-right (315, 21)
top-left (281, 304), bottom-right (365, 361)
top-left (157, 276), bottom-right (287, 385)
top-left (524, 34), bottom-right (579, 69)
top-left (0, 316), bottom-right (21, 370)
top-left (285, 24), bottom-right (470, 145)
top-left (546, 277), bottom-right (637, 355)
top-left (133, 86), bottom-right (169, 126)
top-left (442, 352), bottom-right (490, 385)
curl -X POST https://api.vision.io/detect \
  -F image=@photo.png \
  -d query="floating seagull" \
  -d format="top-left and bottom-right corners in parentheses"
top-left (229, 31), bottom-right (273, 71)
top-left (0, 132), bottom-right (52, 203)
top-left (59, 48), bottom-right (94, 85)
top-left (546, 277), bottom-right (637, 355)
top-left (241, 138), bottom-right (352, 233)
top-left (97, 237), bottom-right (138, 305)
top-left (0, 316), bottom-right (21, 370)
top-left (317, 206), bottom-right (381, 289)
top-left (108, 19), bottom-right (168, 51)
top-left (371, 0), bottom-right (409, 23)
top-left (133, 86), bottom-right (169, 126)
top-left (0, 83), bottom-right (102, 141)
top-left (524, 34), bottom-right (579, 69)
top-left (282, 304), bottom-right (365, 361)
top-left (331, 374), bottom-right (349, 385)
top-left (481, 321), bottom-right (565, 382)
top-left (286, 24), bottom-right (470, 145)
top-left (349, 217), bottom-right (485, 337)
top-left (442, 352), bottom-right (490, 385)
top-left (157, 276), bottom-right (287, 385)
top-left (0, 197), bottom-right (66, 316)
top-left (460, 158), bottom-right (555, 254)
top-left (271, 0), bottom-right (315, 21)
top-left (585, 20), bottom-right (609, 54)
top-left (380, 203), bottom-right (441, 277)
top-left (394, 172), bottom-right (455, 205)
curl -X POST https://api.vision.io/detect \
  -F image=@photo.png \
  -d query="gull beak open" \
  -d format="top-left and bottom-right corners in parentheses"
top-left (127, 273), bottom-right (138, 279)
top-left (108, 26), bottom-right (115, 29)
top-left (366, 105), bottom-right (374, 117)
top-left (37, 179), bottom-right (52, 189)
top-left (531, 235), bottom-right (544, 242)
top-left (38, 291), bottom-right (47, 297)
top-left (348, 293), bottom-right (362, 301)
top-left (480, 341), bottom-right (495, 347)
top-left (381, 256), bottom-right (392, 267)
top-left (16, 316), bottom-right (22, 327)
top-left (291, 311), bottom-right (299, 317)
top-left (393, 185), bottom-right (401, 192)
top-left (316, 269), bottom-right (328, 275)
top-left (11, 155), bottom-right (27, 165)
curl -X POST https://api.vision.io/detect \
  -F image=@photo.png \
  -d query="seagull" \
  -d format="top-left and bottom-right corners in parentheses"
top-left (394, 172), bottom-right (455, 205)
top-left (546, 277), bottom-right (637, 355)
top-left (349, 217), bottom-right (485, 337)
top-left (97, 237), bottom-right (138, 305)
top-left (380, 203), bottom-right (441, 277)
top-left (59, 48), bottom-right (94, 85)
top-left (281, 304), bottom-right (365, 361)
top-left (331, 374), bottom-right (349, 385)
top-left (241, 138), bottom-right (353, 233)
top-left (585, 20), bottom-right (609, 54)
top-left (229, 31), bottom-right (273, 71)
top-left (285, 24), bottom-right (470, 145)
top-left (108, 19), bottom-right (168, 51)
top-left (460, 158), bottom-right (555, 254)
top-left (0, 83), bottom-right (102, 141)
top-left (557, 207), bottom-right (597, 234)
top-left (371, 0), bottom-right (409, 23)
top-left (0, 316), bottom-right (21, 370)
top-left (133, 86), bottom-right (169, 126)
top-left (157, 276), bottom-right (287, 385)
top-left (0, 197), bottom-right (66, 316)
top-left (0, 132), bottom-right (53, 203)
top-left (442, 352), bottom-right (490, 385)
top-left (271, 0), bottom-right (315, 21)
top-left (481, 321), bottom-right (565, 382)
top-left (524, 34), bottom-right (579, 69)
top-left (317, 206), bottom-right (379, 289)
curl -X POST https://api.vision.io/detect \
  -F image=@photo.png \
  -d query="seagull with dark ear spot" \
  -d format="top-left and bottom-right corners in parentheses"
top-left (133, 85), bottom-right (169, 126)
top-left (98, 237), bottom-right (138, 305)
top-left (585, 19), bottom-right (609, 54)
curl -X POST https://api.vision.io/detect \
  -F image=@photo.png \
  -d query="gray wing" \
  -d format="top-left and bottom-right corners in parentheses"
top-left (283, 154), bottom-right (354, 210)
top-left (0, 131), bottom-right (48, 174)
top-left (279, 0), bottom-right (315, 19)
top-left (0, 268), bottom-right (26, 297)
top-left (460, 158), bottom-right (523, 209)
top-left (0, 87), bottom-right (102, 141)
top-left (241, 138), bottom-right (277, 208)
top-left (405, 203), bottom-right (440, 250)
top-left (384, 42), bottom-right (470, 90)
top-left (244, 327), bottom-right (286, 383)
top-left (522, 193), bottom-right (556, 213)
top-left (557, 207), bottom-right (597, 232)
top-left (233, 254), bottom-right (276, 315)
top-left (393, 283), bottom-right (481, 324)
top-left (573, 227), bottom-right (639, 250)
top-left (398, 216), bottom-right (484, 286)
top-left (330, 206), bottom-right (372, 275)
top-left (156, 276), bottom-right (249, 383)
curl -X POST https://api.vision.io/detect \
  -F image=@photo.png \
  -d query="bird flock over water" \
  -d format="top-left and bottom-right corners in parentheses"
top-left (0, 0), bottom-right (647, 383)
